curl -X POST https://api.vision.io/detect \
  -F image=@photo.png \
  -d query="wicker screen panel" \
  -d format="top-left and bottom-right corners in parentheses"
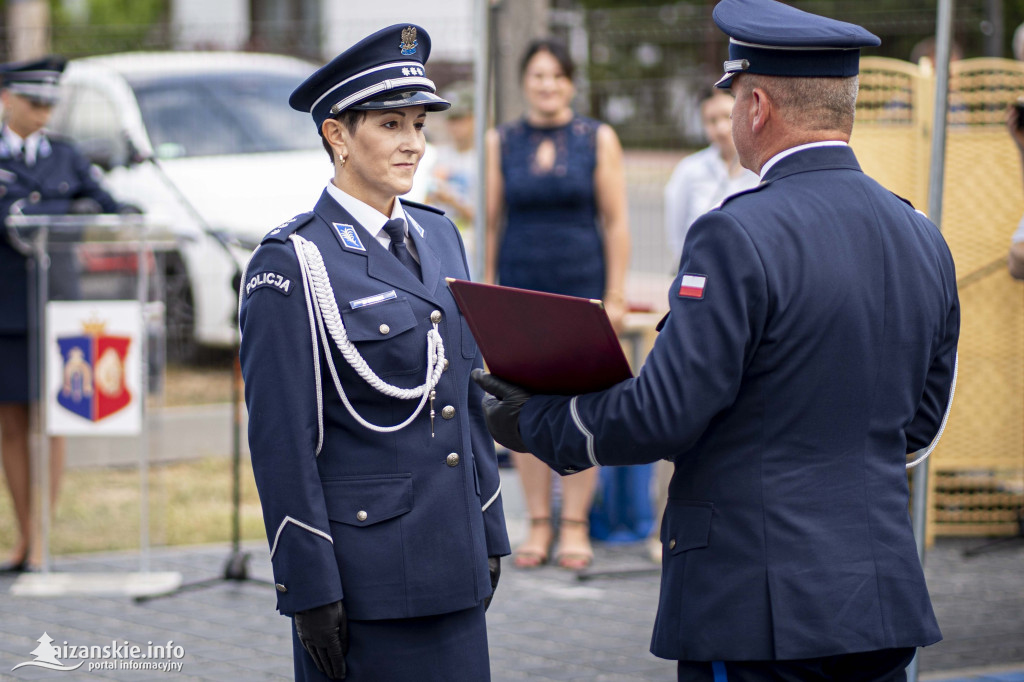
top-left (853, 57), bottom-right (1024, 539)
top-left (853, 57), bottom-right (930, 210)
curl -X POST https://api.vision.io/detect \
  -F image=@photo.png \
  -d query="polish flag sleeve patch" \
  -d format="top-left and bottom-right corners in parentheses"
top-left (678, 274), bottom-right (708, 299)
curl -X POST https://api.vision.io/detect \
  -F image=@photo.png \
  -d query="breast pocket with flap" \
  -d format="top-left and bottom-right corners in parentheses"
top-left (340, 298), bottom-right (422, 376)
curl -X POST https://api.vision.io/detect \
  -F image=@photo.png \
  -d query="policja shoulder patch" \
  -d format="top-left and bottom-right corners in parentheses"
top-left (245, 271), bottom-right (293, 297)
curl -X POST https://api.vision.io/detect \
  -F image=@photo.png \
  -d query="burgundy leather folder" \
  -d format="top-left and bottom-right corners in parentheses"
top-left (447, 279), bottom-right (633, 395)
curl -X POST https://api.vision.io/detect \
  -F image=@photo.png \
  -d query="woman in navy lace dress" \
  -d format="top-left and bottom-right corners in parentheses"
top-left (484, 38), bottom-right (630, 570)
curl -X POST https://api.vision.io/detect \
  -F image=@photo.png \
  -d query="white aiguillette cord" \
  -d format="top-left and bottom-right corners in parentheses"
top-left (906, 352), bottom-right (958, 470)
top-left (291, 233), bottom-right (445, 437)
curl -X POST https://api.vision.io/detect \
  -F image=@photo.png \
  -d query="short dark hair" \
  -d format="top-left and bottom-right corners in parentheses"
top-left (699, 86), bottom-right (733, 105)
top-left (321, 109), bottom-right (367, 163)
top-left (519, 38), bottom-right (575, 82)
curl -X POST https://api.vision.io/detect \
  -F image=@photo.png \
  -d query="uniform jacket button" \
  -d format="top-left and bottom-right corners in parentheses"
top-left (441, 405), bottom-right (455, 419)
top-left (446, 452), bottom-right (460, 467)
top-left (275, 583), bottom-right (288, 593)
top-left (443, 359), bottom-right (450, 371)
top-left (430, 310), bottom-right (442, 324)
top-left (28, 190), bottom-right (41, 203)
top-left (668, 539), bottom-right (676, 550)
top-left (379, 323), bottom-right (390, 335)
top-left (356, 510), bottom-right (367, 521)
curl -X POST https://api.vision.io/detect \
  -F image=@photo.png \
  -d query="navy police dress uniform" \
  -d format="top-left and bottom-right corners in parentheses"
top-left (499, 1), bottom-right (958, 679)
top-left (0, 56), bottom-right (123, 402)
top-left (238, 23), bottom-right (510, 682)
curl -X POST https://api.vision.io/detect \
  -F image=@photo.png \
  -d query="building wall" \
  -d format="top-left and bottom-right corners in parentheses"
top-left (172, 0), bottom-right (250, 51)
top-left (322, 1), bottom-right (476, 63)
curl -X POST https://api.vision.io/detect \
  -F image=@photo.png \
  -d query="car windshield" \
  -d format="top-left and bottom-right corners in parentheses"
top-left (128, 71), bottom-right (319, 158)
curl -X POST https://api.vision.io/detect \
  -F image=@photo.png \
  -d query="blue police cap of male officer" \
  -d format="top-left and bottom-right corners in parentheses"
top-left (0, 56), bottom-right (66, 104)
top-left (290, 23), bottom-right (450, 133)
top-left (712, 0), bottom-right (881, 89)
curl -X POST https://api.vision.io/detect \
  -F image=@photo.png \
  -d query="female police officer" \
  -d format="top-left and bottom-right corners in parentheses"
top-left (238, 24), bottom-right (510, 681)
top-left (0, 57), bottom-right (127, 573)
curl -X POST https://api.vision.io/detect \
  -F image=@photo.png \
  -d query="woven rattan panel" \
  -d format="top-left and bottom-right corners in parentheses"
top-left (852, 57), bottom-right (1024, 539)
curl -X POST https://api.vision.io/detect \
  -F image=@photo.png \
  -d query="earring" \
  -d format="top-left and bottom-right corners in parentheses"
top-left (339, 155), bottom-right (346, 168)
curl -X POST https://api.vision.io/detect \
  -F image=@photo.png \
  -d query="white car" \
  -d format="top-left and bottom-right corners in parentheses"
top-left (49, 52), bottom-right (331, 361)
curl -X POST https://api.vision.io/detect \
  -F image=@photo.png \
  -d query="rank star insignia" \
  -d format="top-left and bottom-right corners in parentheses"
top-left (402, 67), bottom-right (410, 76)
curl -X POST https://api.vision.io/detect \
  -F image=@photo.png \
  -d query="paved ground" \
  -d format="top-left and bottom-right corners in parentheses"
top-left (0, 470), bottom-right (1022, 681)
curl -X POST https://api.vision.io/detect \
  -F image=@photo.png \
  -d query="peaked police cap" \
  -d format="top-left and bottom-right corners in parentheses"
top-left (712, 0), bottom-right (880, 88)
top-left (1, 56), bottom-right (66, 104)
top-left (290, 23), bottom-right (450, 132)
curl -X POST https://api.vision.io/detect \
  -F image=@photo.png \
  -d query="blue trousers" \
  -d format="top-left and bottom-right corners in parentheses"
top-left (292, 602), bottom-right (489, 681)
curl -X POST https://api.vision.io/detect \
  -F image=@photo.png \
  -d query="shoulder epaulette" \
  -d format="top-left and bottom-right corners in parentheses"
top-left (890, 191), bottom-right (915, 209)
top-left (399, 198), bottom-right (446, 216)
top-left (890, 191), bottom-right (930, 219)
top-left (262, 212), bottom-right (315, 243)
top-left (717, 180), bottom-right (770, 209)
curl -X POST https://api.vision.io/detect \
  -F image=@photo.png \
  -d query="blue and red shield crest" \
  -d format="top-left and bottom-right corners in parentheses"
top-left (56, 328), bottom-right (131, 422)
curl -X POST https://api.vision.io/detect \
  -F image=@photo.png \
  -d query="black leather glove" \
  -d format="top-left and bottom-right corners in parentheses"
top-left (471, 369), bottom-right (532, 453)
top-left (294, 600), bottom-right (348, 680)
top-left (484, 556), bottom-right (501, 611)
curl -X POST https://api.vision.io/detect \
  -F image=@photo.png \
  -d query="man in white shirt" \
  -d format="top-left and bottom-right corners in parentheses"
top-left (663, 88), bottom-right (758, 265)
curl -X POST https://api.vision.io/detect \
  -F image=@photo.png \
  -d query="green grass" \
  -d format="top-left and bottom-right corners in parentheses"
top-left (0, 359), bottom-right (265, 559)
top-left (0, 455), bottom-right (267, 558)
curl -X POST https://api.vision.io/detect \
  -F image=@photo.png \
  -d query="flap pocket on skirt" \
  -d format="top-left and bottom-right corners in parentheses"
top-left (323, 474), bottom-right (413, 527)
top-left (662, 499), bottom-right (713, 555)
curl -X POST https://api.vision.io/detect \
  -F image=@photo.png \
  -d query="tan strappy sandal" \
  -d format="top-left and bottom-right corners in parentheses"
top-left (513, 517), bottom-right (553, 568)
top-left (555, 518), bottom-right (594, 571)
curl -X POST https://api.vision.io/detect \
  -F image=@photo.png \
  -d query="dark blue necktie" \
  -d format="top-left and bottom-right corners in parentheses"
top-left (382, 218), bottom-right (421, 280)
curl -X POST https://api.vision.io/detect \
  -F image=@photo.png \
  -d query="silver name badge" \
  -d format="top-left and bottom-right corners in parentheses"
top-left (350, 290), bottom-right (397, 309)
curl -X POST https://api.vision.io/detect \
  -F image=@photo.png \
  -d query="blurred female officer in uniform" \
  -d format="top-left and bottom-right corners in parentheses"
top-left (0, 56), bottom-right (125, 573)
top-left (238, 24), bottom-right (510, 681)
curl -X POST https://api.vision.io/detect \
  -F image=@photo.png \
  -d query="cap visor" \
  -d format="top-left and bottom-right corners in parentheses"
top-left (714, 72), bottom-right (735, 89)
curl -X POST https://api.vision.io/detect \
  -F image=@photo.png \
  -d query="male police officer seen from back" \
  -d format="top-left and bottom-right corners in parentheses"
top-left (473, 1), bottom-right (959, 680)
top-left (238, 23), bottom-right (510, 682)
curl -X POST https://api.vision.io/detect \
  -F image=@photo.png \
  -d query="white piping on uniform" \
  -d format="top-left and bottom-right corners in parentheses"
top-left (729, 37), bottom-right (859, 52)
top-left (310, 61), bottom-right (426, 112)
top-left (269, 516), bottom-right (333, 560)
top-left (907, 351), bottom-right (959, 469)
top-left (569, 396), bottom-right (599, 467)
top-left (481, 482), bottom-right (501, 512)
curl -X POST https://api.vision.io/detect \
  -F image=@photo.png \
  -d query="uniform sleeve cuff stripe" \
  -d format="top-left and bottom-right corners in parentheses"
top-left (569, 396), bottom-right (599, 467)
top-left (481, 482), bottom-right (501, 512)
top-left (269, 516), bottom-right (333, 560)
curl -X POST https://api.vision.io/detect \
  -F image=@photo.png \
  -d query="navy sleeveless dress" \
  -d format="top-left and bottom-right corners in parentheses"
top-left (497, 115), bottom-right (605, 299)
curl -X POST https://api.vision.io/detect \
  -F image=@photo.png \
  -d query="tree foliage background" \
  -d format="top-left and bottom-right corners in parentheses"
top-left (46, 0), bottom-right (169, 56)
top-left (559, 0), bottom-right (1024, 147)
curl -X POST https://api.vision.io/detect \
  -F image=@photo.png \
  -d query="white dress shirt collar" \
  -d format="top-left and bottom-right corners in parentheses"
top-left (759, 140), bottom-right (848, 179)
top-left (324, 182), bottom-right (418, 261)
top-left (2, 126), bottom-right (44, 165)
